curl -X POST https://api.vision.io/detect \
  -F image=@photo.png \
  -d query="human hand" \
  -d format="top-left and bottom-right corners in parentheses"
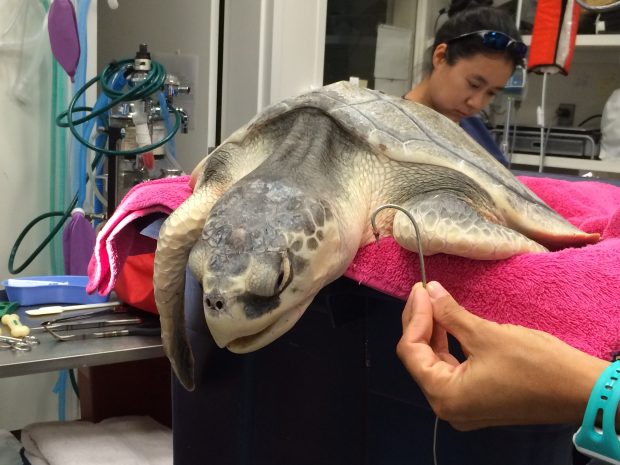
top-left (396, 281), bottom-right (608, 431)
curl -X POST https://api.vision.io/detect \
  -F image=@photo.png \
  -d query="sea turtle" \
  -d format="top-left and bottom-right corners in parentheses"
top-left (154, 81), bottom-right (599, 390)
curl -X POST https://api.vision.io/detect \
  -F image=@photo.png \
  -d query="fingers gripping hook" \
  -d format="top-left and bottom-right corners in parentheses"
top-left (370, 204), bottom-right (427, 287)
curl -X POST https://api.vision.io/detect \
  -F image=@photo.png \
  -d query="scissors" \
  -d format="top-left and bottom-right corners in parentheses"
top-left (0, 334), bottom-right (39, 351)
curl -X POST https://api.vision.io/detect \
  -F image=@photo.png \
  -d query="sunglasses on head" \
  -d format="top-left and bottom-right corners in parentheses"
top-left (447, 30), bottom-right (528, 60)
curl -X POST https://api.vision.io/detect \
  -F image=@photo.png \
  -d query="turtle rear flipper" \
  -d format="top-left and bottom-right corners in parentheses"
top-left (392, 193), bottom-right (548, 260)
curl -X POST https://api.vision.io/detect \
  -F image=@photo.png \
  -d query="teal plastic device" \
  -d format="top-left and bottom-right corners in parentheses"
top-left (503, 65), bottom-right (527, 98)
top-left (573, 361), bottom-right (620, 464)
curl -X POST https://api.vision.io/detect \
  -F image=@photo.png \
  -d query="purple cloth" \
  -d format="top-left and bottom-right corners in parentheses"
top-left (47, 0), bottom-right (80, 81)
top-left (63, 209), bottom-right (96, 275)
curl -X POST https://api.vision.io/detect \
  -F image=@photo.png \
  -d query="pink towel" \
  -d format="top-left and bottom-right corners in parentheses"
top-left (88, 175), bottom-right (620, 360)
top-left (86, 176), bottom-right (192, 296)
top-left (345, 176), bottom-right (620, 360)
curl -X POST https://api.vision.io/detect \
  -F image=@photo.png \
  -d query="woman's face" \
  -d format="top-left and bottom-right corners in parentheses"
top-left (428, 44), bottom-right (514, 123)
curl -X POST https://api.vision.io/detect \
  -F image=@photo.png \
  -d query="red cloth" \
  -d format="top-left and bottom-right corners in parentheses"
top-left (114, 252), bottom-right (157, 314)
top-left (87, 176), bottom-right (192, 297)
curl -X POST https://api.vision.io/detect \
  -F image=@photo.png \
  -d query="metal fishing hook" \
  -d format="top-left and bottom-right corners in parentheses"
top-left (370, 203), bottom-right (427, 287)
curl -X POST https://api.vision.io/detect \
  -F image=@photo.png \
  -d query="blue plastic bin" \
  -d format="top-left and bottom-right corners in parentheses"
top-left (1, 275), bottom-right (109, 306)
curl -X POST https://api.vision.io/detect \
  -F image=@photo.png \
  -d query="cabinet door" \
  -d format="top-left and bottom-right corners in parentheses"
top-left (323, 0), bottom-right (449, 96)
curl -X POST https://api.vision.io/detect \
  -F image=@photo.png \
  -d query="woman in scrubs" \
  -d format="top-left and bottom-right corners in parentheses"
top-left (404, 5), bottom-right (526, 166)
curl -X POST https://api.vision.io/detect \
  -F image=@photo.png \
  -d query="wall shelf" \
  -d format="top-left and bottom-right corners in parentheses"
top-left (523, 34), bottom-right (620, 47)
top-left (510, 152), bottom-right (620, 174)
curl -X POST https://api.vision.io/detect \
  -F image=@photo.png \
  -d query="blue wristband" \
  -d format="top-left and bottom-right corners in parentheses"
top-left (573, 361), bottom-right (620, 465)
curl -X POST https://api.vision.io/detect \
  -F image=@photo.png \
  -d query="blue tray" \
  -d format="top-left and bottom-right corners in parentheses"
top-left (1, 275), bottom-right (109, 306)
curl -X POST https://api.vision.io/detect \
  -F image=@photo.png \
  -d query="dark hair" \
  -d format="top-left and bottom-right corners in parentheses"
top-left (447, 0), bottom-right (493, 17)
top-left (431, 6), bottom-right (524, 70)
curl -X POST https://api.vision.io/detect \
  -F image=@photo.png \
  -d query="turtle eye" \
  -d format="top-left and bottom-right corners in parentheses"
top-left (275, 252), bottom-right (291, 294)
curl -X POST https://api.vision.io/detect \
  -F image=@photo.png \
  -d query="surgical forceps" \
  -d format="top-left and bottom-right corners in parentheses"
top-left (40, 308), bottom-right (159, 341)
top-left (370, 203), bottom-right (427, 287)
top-left (0, 334), bottom-right (40, 351)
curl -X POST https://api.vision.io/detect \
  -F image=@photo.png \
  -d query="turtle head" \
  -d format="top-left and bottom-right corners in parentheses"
top-left (189, 178), bottom-right (342, 352)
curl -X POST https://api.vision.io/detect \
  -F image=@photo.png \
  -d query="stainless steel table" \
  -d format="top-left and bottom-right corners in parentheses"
top-left (0, 305), bottom-right (164, 378)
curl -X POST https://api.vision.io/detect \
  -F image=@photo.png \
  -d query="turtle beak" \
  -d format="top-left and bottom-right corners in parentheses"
top-left (224, 298), bottom-right (312, 352)
top-left (202, 250), bottom-right (301, 350)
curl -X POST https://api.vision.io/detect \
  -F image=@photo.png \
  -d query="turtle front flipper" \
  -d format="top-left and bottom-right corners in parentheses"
top-left (154, 188), bottom-right (215, 391)
top-left (391, 192), bottom-right (547, 260)
top-left (155, 136), bottom-right (276, 390)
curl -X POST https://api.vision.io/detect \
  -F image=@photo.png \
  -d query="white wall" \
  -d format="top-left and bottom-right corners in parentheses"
top-left (220, 0), bottom-right (263, 140)
top-left (412, 0), bottom-right (449, 84)
top-left (0, 0), bottom-right (86, 431)
top-left (97, 0), bottom-right (219, 172)
top-left (515, 48), bottom-right (620, 128)
top-left (0, 1), bottom-right (52, 279)
top-left (221, 0), bottom-right (327, 139)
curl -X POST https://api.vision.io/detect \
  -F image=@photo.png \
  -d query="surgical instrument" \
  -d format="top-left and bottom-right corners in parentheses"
top-left (26, 300), bottom-right (122, 316)
top-left (39, 305), bottom-right (161, 341)
top-left (0, 334), bottom-right (39, 351)
top-left (35, 306), bottom-right (130, 328)
top-left (63, 326), bottom-right (161, 340)
top-left (42, 317), bottom-right (144, 341)
top-left (370, 203), bottom-right (427, 287)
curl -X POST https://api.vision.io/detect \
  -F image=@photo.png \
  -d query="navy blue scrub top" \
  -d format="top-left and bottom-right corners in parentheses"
top-left (460, 116), bottom-right (509, 166)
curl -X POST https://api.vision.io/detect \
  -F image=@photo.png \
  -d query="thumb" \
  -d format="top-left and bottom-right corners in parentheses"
top-left (426, 281), bottom-right (481, 344)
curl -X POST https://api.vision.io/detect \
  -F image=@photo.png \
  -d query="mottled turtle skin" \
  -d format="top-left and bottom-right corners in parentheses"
top-left (154, 81), bottom-right (598, 390)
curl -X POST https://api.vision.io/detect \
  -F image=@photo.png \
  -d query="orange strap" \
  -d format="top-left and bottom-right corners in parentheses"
top-left (528, 0), bottom-right (581, 75)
